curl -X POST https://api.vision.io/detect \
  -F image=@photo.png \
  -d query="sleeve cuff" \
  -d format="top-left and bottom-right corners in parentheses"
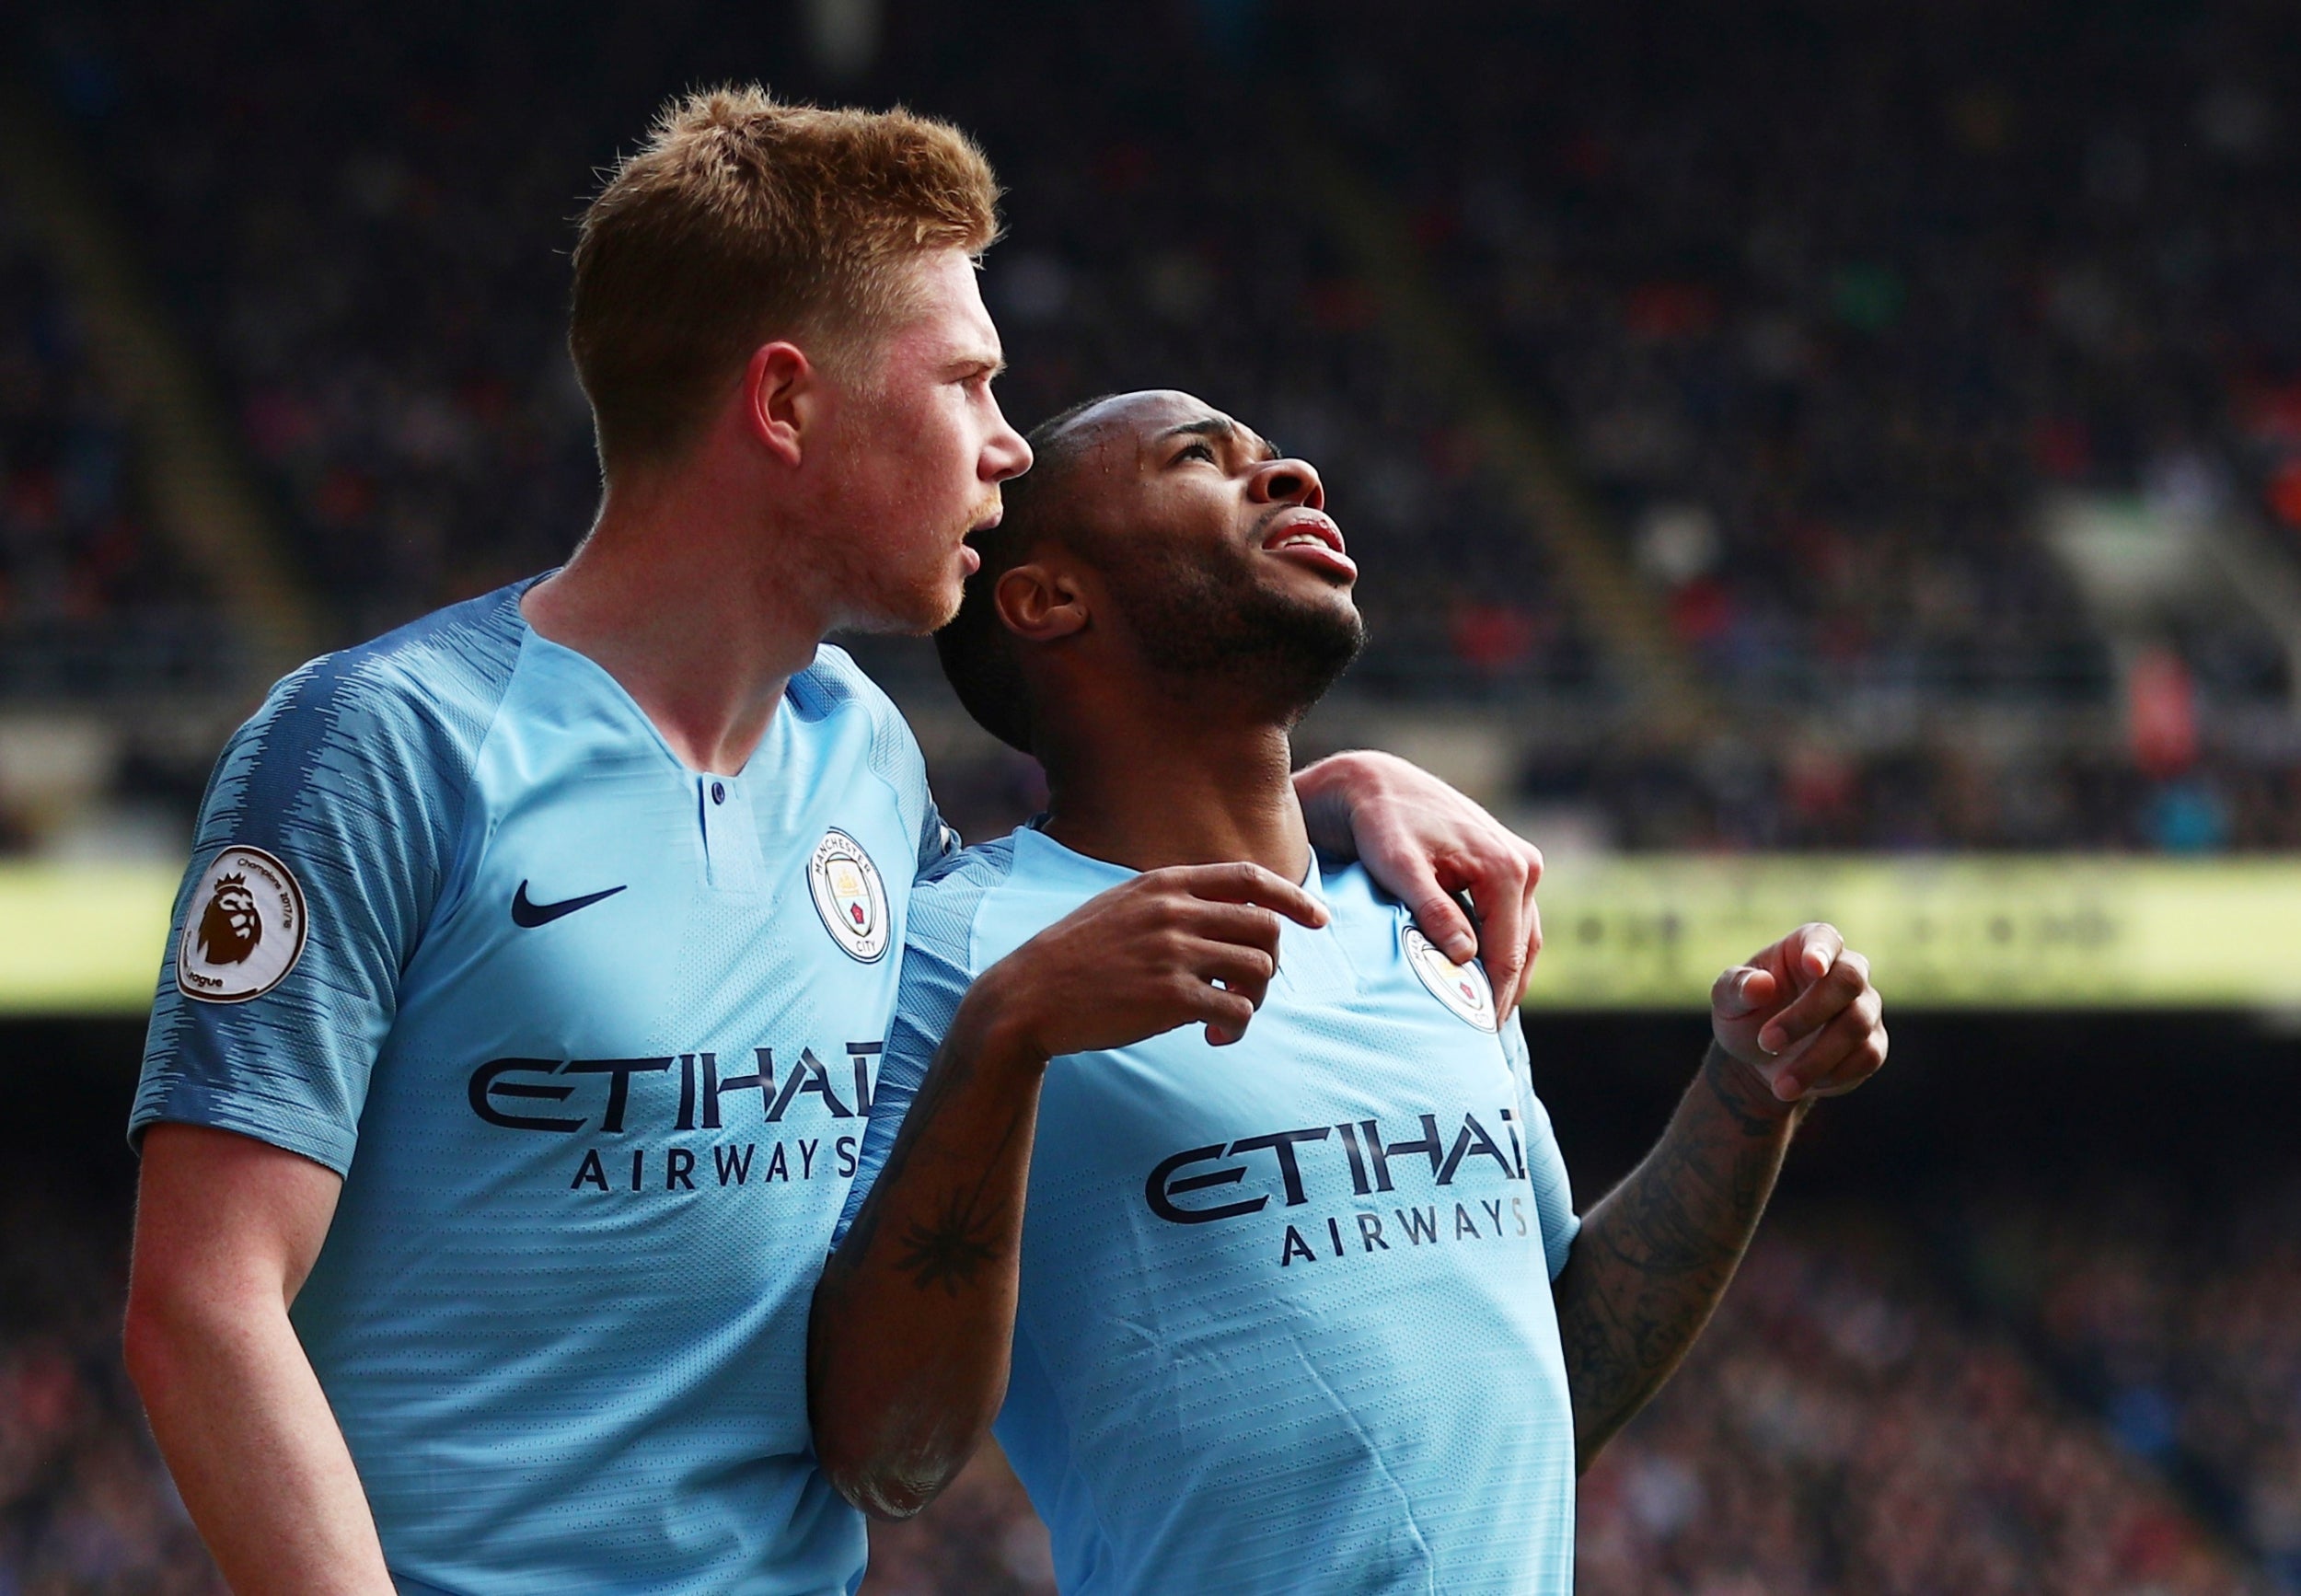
top-left (128, 1079), bottom-right (358, 1177)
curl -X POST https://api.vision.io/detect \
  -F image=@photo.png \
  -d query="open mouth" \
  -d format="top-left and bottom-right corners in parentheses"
top-left (1260, 510), bottom-right (1358, 581)
top-left (958, 504), bottom-right (1004, 575)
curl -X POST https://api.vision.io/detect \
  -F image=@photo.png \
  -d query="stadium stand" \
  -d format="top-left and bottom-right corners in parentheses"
top-left (27, 1039), bottom-right (2301, 1596)
top-left (1579, 1223), bottom-right (2271, 1596)
top-left (0, 195), bottom-right (214, 708)
top-left (1295, 0), bottom-right (2301, 846)
top-left (1968, 1182), bottom-right (2301, 1588)
top-left (28, 0), bottom-right (1589, 703)
top-left (10, 0), bottom-right (2298, 853)
top-left (0, 1191), bottom-right (222, 1594)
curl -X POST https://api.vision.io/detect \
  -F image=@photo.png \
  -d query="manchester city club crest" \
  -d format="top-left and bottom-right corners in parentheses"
top-left (177, 844), bottom-right (307, 1003)
top-left (807, 829), bottom-right (889, 962)
top-left (1401, 923), bottom-right (1498, 1031)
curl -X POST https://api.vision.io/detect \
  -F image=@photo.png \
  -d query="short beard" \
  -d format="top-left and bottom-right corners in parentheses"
top-left (815, 507), bottom-right (987, 638)
top-left (1095, 534), bottom-right (1366, 725)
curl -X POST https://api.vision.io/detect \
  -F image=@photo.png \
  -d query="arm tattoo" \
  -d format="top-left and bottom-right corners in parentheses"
top-left (1555, 1043), bottom-right (1804, 1469)
top-left (841, 1039), bottom-right (1028, 1295)
top-left (894, 1186), bottom-right (1004, 1294)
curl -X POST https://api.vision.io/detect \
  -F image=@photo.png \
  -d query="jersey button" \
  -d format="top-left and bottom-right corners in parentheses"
top-left (711, 781), bottom-right (726, 805)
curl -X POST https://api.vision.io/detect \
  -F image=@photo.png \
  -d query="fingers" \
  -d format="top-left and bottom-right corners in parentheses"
top-left (1756, 948), bottom-right (1870, 1056)
top-left (1769, 995), bottom-right (1888, 1099)
top-left (1464, 838), bottom-right (1543, 1010)
top-left (1710, 965), bottom-right (1778, 1019)
top-left (1507, 889), bottom-right (1542, 1011)
top-left (1185, 976), bottom-right (1261, 1047)
top-left (1190, 938), bottom-right (1278, 1011)
top-left (1401, 870), bottom-right (1478, 966)
top-left (1172, 862), bottom-right (1328, 929)
top-left (1787, 922), bottom-right (1845, 983)
top-left (1468, 874), bottom-right (1526, 1012)
top-left (1182, 901), bottom-right (1288, 963)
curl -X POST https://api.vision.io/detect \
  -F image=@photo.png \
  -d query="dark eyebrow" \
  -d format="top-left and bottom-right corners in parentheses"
top-left (1156, 417), bottom-right (1278, 460)
top-left (1158, 418), bottom-right (1235, 443)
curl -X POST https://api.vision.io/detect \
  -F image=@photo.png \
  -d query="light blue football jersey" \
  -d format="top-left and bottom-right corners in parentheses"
top-left (133, 577), bottom-right (952, 1596)
top-left (840, 826), bottom-right (1581, 1596)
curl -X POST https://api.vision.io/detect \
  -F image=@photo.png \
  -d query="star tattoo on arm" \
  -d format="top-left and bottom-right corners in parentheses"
top-left (893, 1185), bottom-right (1005, 1295)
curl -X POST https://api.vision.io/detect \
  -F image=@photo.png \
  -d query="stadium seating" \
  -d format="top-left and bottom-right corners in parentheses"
top-left (40, 0), bottom-right (1585, 700)
top-left (17, 0), bottom-right (2298, 850)
top-left (16, 1191), bottom-right (2290, 1596)
top-left (0, 1189), bottom-right (220, 1592)
top-left (1580, 1224), bottom-right (2270, 1596)
top-left (0, 195), bottom-right (216, 708)
top-left (1967, 1184), bottom-right (2301, 1588)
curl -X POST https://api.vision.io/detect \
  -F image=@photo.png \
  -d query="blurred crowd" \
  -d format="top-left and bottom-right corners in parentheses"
top-left (1579, 1224), bottom-right (2268, 1596)
top-left (1969, 1183), bottom-right (2301, 1589)
top-left (1296, 0), bottom-right (2301, 845)
top-left (881, 1218), bottom-right (2297, 1595)
top-left (17, 1191), bottom-right (2295, 1594)
top-left (1527, 736), bottom-right (2301, 851)
top-left (29, 0), bottom-right (1587, 695)
top-left (0, 197), bottom-right (213, 701)
top-left (6, 0), bottom-right (2295, 850)
top-left (0, 1191), bottom-right (219, 1594)
top-left (1314, 0), bottom-right (2298, 709)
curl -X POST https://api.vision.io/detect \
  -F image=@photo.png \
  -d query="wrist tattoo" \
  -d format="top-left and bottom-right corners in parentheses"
top-left (1701, 1041), bottom-right (1800, 1134)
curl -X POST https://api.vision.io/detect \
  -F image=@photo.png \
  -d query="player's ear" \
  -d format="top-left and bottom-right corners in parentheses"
top-left (744, 341), bottom-right (815, 467)
top-left (996, 561), bottom-right (1088, 642)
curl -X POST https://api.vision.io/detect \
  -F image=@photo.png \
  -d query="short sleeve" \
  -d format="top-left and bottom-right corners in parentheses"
top-left (834, 844), bottom-right (1011, 1248)
top-left (1502, 1013), bottom-right (1578, 1280)
top-left (132, 657), bottom-right (473, 1175)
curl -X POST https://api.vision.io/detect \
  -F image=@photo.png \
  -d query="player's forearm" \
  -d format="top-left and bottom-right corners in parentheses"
top-left (1551, 1043), bottom-right (1807, 1472)
top-left (809, 984), bottom-right (1047, 1519)
top-left (125, 1286), bottom-right (393, 1595)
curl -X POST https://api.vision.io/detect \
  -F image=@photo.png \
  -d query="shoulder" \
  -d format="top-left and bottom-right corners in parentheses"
top-left (1326, 855), bottom-right (1512, 1034)
top-left (905, 835), bottom-right (1022, 971)
top-left (202, 584), bottom-right (527, 853)
top-left (789, 644), bottom-right (910, 750)
top-left (786, 642), bottom-right (887, 716)
top-left (235, 584), bottom-right (526, 777)
top-left (790, 642), bottom-right (929, 793)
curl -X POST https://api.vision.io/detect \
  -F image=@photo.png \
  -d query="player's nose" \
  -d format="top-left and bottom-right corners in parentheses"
top-left (982, 403), bottom-right (1033, 484)
top-left (1249, 456), bottom-right (1324, 510)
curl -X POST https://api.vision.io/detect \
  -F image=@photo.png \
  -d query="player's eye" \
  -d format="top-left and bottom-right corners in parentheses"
top-left (1174, 441), bottom-right (1216, 465)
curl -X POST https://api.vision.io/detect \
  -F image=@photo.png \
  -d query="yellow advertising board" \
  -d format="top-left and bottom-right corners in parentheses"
top-left (0, 856), bottom-right (2295, 1015)
top-left (0, 862), bottom-right (178, 1015)
top-left (1521, 854), bottom-right (2301, 1011)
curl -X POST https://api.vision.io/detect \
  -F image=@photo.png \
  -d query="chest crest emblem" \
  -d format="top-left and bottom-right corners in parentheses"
top-left (808, 829), bottom-right (889, 962)
top-left (1402, 923), bottom-right (1498, 1031)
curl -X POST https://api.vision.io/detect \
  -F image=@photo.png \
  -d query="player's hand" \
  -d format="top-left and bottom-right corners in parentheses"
top-left (966, 862), bottom-right (1329, 1058)
top-left (1294, 750), bottom-right (1544, 1009)
top-left (1709, 923), bottom-right (1886, 1103)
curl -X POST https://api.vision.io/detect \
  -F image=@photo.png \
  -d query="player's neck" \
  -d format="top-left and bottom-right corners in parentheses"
top-left (524, 469), bottom-right (828, 777)
top-left (1040, 714), bottom-right (1310, 883)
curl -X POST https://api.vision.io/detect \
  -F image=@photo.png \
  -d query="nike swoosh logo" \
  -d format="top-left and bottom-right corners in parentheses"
top-left (511, 881), bottom-right (628, 928)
